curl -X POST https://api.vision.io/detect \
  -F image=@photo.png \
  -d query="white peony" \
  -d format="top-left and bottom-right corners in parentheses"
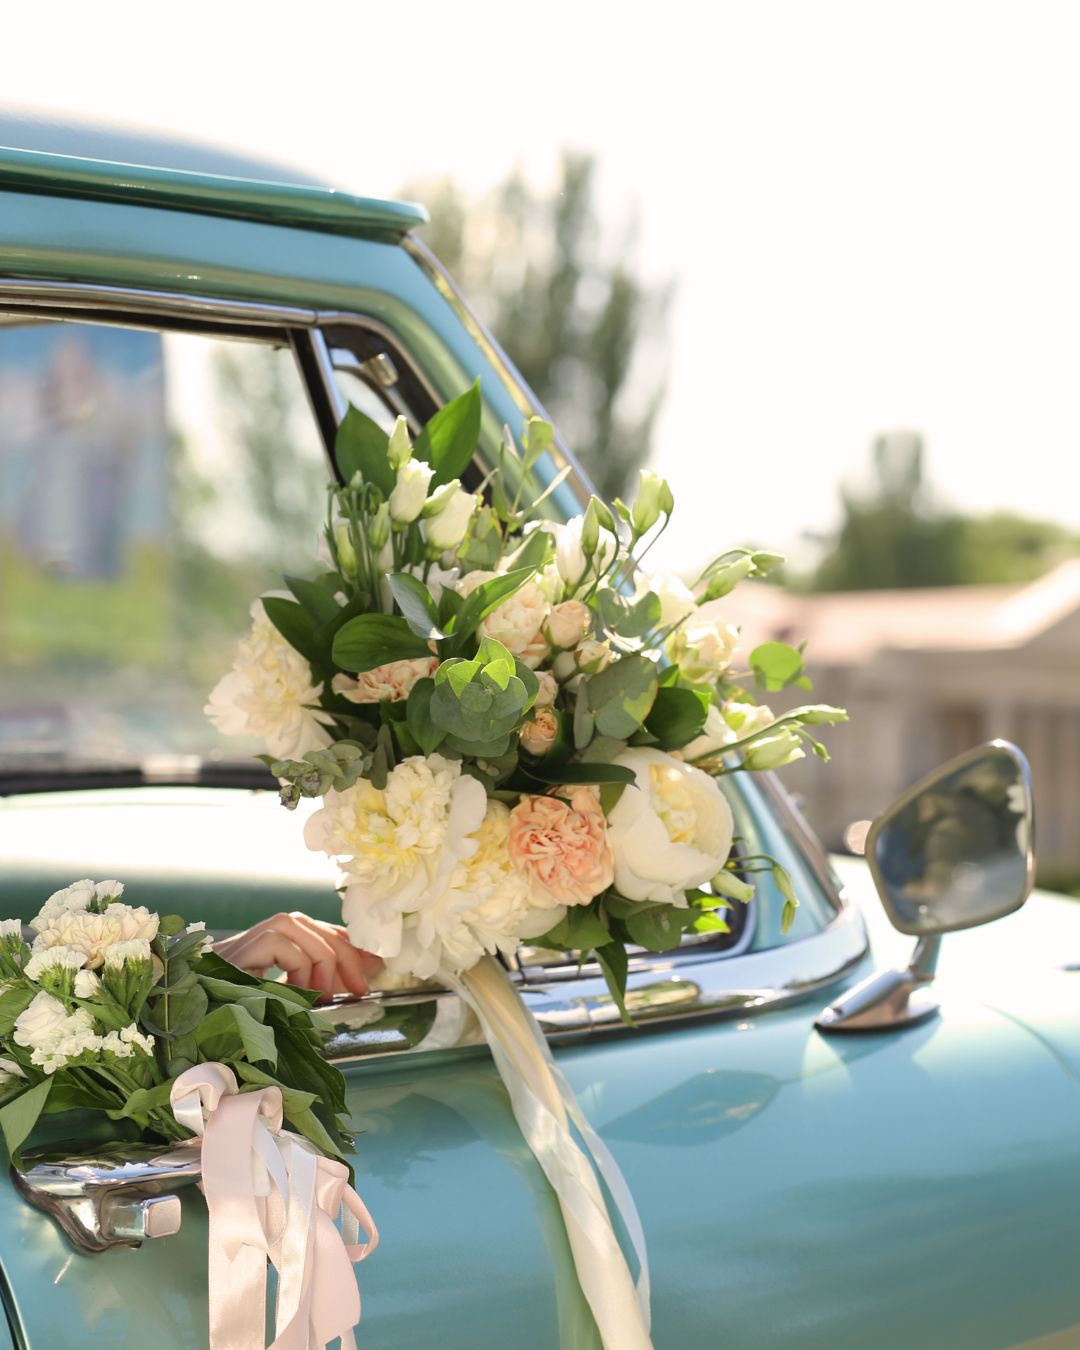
top-left (205, 598), bottom-right (332, 759)
top-left (458, 571), bottom-right (550, 668)
top-left (606, 748), bottom-right (735, 904)
top-left (389, 458), bottom-right (435, 524)
top-left (305, 754), bottom-right (489, 965)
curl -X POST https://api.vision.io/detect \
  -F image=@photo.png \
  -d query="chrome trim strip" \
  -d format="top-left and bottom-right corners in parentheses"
top-left (0, 277), bottom-right (317, 326)
top-left (321, 897), bottom-right (870, 1065)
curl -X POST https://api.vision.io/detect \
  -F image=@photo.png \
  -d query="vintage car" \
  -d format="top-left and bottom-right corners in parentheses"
top-left (0, 116), bottom-right (1077, 1349)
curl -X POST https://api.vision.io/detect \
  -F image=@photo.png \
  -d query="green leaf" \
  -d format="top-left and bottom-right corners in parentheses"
top-left (332, 614), bottom-right (433, 673)
top-left (594, 942), bottom-right (632, 1026)
top-left (413, 381), bottom-right (482, 488)
top-left (620, 593), bottom-right (662, 639)
top-left (262, 597), bottom-right (321, 665)
top-left (585, 654), bottom-right (659, 739)
top-left (405, 678), bottom-right (447, 755)
top-left (285, 576), bottom-right (341, 627)
top-left (573, 696), bottom-right (596, 750)
top-left (196, 1003), bottom-right (278, 1067)
top-left (387, 573), bottom-right (445, 640)
top-left (507, 527), bottom-right (554, 576)
top-left (522, 761), bottom-right (636, 786)
top-left (749, 641), bottom-right (807, 692)
top-left (645, 685), bottom-right (709, 748)
top-left (0, 1079), bottom-right (52, 1158)
top-left (625, 905), bottom-right (689, 952)
top-left (110, 1081), bottom-right (177, 1121)
top-left (141, 982), bottom-right (208, 1039)
top-left (335, 403), bottom-right (394, 494)
top-left (0, 984), bottom-right (36, 1037)
top-left (562, 905), bottom-right (612, 952)
top-left (448, 566), bottom-right (536, 649)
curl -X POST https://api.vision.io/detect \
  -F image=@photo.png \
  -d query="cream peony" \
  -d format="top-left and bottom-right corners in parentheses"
top-left (205, 598), bottom-right (332, 759)
top-left (458, 571), bottom-right (550, 668)
top-left (389, 801), bottom-right (556, 979)
top-left (606, 748), bottom-right (734, 904)
top-left (305, 753), bottom-right (488, 963)
top-left (332, 657), bottom-right (439, 705)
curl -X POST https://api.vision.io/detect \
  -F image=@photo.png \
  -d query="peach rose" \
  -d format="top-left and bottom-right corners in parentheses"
top-left (519, 707), bottom-right (559, 756)
top-left (508, 787), bottom-right (614, 907)
top-left (332, 657), bottom-right (439, 704)
top-left (545, 600), bottom-right (591, 649)
top-left (534, 670), bottom-right (559, 707)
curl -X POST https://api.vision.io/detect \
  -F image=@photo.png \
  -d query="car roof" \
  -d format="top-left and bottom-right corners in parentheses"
top-left (0, 106), bottom-right (427, 242)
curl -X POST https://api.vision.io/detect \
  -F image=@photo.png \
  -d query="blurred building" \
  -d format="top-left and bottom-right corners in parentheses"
top-left (720, 562), bottom-right (1080, 874)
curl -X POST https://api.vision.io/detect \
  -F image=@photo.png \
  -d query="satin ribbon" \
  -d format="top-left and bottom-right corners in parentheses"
top-left (170, 1063), bottom-right (378, 1350)
top-left (445, 957), bottom-right (653, 1350)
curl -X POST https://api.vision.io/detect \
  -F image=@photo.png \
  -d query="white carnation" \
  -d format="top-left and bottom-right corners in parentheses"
top-left (30, 879), bottom-right (125, 935)
top-left (0, 919), bottom-right (23, 941)
top-left (205, 598), bottom-right (333, 759)
top-left (74, 970), bottom-right (101, 998)
top-left (103, 939), bottom-right (153, 969)
top-left (101, 1024), bottom-right (155, 1058)
top-left (14, 992), bottom-right (102, 1073)
top-left (25, 945), bottom-right (88, 983)
top-left (35, 904), bottom-right (158, 969)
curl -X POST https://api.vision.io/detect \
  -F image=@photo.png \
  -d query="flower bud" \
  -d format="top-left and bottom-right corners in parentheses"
top-left (389, 458), bottom-right (435, 524)
top-left (574, 639), bottom-right (612, 674)
top-left (552, 651), bottom-right (577, 681)
top-left (368, 501), bottom-right (391, 551)
top-left (534, 670), bottom-right (559, 707)
top-left (334, 524), bottom-right (358, 580)
top-left (519, 707), bottom-right (559, 756)
top-left (422, 481), bottom-right (479, 551)
top-left (387, 415), bottom-right (413, 471)
top-left (545, 600), bottom-right (591, 649)
top-left (631, 470), bottom-right (674, 535)
top-left (710, 871), bottom-right (756, 903)
top-left (702, 554), bottom-right (754, 601)
top-left (742, 728), bottom-right (805, 771)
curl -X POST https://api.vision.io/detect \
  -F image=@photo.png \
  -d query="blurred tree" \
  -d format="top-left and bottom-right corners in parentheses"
top-left (404, 153), bottom-right (672, 501)
top-left (809, 431), bottom-right (1079, 591)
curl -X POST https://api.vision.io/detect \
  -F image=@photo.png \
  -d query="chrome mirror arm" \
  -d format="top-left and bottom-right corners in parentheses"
top-left (815, 934), bottom-right (942, 1034)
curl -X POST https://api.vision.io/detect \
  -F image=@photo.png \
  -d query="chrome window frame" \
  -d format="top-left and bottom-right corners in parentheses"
top-left (0, 276), bottom-right (870, 1056)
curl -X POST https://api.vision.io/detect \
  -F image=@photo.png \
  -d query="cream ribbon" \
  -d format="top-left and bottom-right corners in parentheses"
top-left (446, 957), bottom-right (653, 1350)
top-left (169, 1063), bottom-right (378, 1350)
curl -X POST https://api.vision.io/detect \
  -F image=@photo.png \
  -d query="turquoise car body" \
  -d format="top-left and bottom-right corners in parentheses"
top-left (0, 128), bottom-right (1077, 1349)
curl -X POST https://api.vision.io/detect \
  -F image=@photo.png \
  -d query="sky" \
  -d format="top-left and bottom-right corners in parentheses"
top-left (4, 0), bottom-right (1080, 573)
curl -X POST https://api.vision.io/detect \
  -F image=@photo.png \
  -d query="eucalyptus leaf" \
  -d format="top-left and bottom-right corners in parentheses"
top-left (749, 641), bottom-right (807, 692)
top-left (405, 678), bottom-right (447, 755)
top-left (585, 654), bottom-right (659, 739)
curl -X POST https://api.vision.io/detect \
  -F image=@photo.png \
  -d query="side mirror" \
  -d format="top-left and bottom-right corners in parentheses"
top-left (816, 741), bottom-right (1034, 1034)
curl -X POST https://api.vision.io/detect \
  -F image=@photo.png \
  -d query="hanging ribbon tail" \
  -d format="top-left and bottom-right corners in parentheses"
top-left (169, 1063), bottom-right (378, 1350)
top-left (446, 957), bottom-right (653, 1350)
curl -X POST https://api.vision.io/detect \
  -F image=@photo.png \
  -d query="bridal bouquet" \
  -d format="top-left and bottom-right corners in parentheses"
top-left (208, 384), bottom-right (846, 1016)
top-left (207, 385), bottom-right (845, 1349)
top-left (0, 879), bottom-right (352, 1161)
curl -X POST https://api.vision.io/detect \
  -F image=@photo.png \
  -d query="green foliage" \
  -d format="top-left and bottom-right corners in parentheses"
top-left (412, 381), bottom-right (482, 487)
top-left (334, 404), bottom-right (394, 494)
top-left (404, 153), bottom-right (672, 501)
top-left (387, 573), bottom-right (444, 640)
top-left (582, 653), bottom-right (659, 740)
top-left (748, 641), bottom-right (811, 692)
top-left (332, 613), bottom-right (433, 672)
top-left (644, 685), bottom-right (709, 747)
top-left (430, 642), bottom-right (532, 754)
top-left (446, 567), bottom-right (537, 653)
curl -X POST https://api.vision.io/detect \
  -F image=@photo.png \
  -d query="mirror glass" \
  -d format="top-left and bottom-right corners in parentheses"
top-left (868, 741), bottom-right (1034, 936)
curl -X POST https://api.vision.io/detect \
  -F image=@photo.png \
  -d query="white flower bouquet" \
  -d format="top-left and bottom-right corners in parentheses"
top-left (208, 386), bottom-right (847, 1016)
top-left (0, 879), bottom-right (352, 1163)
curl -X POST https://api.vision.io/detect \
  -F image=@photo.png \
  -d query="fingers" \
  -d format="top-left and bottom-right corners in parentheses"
top-left (216, 913), bottom-right (383, 998)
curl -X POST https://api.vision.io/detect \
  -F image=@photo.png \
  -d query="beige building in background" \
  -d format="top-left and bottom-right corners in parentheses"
top-left (719, 560), bottom-right (1080, 873)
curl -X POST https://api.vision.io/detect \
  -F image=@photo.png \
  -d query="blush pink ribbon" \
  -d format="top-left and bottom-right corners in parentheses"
top-left (169, 1063), bottom-right (378, 1350)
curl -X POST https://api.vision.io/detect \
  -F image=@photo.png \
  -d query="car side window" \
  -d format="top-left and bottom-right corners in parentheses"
top-left (0, 318), bottom-right (330, 766)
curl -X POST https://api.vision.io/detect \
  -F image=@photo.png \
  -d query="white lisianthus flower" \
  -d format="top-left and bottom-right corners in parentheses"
top-left (723, 701), bottom-right (775, 740)
top-left (305, 754), bottom-right (488, 966)
top-left (332, 657), bottom-right (439, 705)
top-left (390, 801), bottom-right (557, 979)
top-left (542, 516), bottom-right (619, 591)
top-left (666, 612), bottom-right (740, 681)
top-left (742, 728), bottom-right (805, 771)
top-left (422, 481), bottom-right (478, 551)
top-left (205, 598), bottom-right (333, 759)
top-left (638, 572), bottom-right (697, 629)
top-left (0, 1057), bottom-right (25, 1087)
top-left (389, 458), bottom-right (435, 524)
top-left (683, 700), bottom-right (774, 761)
top-left (606, 748), bottom-right (735, 904)
top-left (457, 571), bottom-right (551, 668)
top-left (35, 903), bottom-right (158, 969)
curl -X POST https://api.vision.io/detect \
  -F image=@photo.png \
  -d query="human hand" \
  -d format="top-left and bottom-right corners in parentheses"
top-left (214, 912), bottom-right (382, 998)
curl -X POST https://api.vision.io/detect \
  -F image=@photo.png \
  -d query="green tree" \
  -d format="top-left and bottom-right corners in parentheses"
top-left (404, 153), bottom-right (672, 501)
top-left (809, 431), bottom-right (1078, 591)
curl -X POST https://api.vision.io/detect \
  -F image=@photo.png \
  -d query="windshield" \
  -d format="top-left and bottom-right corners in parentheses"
top-left (0, 317), bottom-right (334, 767)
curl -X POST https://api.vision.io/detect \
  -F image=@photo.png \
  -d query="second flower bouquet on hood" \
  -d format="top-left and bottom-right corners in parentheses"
top-left (208, 384), bottom-right (846, 1014)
